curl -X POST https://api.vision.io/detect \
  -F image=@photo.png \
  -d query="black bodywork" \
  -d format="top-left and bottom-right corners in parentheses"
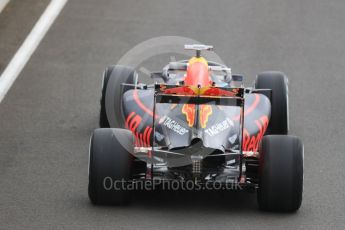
top-left (119, 61), bottom-right (272, 189)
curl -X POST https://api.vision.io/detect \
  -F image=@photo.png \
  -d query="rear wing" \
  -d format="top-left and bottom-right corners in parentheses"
top-left (151, 84), bottom-right (246, 175)
top-left (154, 84), bottom-right (244, 106)
top-left (153, 84), bottom-right (245, 147)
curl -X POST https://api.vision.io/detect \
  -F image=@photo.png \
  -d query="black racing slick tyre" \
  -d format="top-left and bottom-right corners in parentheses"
top-left (99, 65), bottom-right (137, 128)
top-left (255, 71), bottom-right (289, 134)
top-left (88, 128), bottom-right (134, 205)
top-left (257, 135), bottom-right (304, 212)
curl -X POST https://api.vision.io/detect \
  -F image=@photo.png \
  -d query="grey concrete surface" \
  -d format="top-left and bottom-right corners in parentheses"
top-left (0, 0), bottom-right (50, 74)
top-left (0, 0), bottom-right (345, 229)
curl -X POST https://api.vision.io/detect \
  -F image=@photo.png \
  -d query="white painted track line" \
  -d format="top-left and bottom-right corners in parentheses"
top-left (0, 0), bottom-right (68, 103)
top-left (0, 0), bottom-right (10, 14)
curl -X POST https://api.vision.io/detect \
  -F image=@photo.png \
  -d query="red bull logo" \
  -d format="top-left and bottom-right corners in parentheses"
top-left (182, 104), bottom-right (213, 128)
top-left (182, 104), bottom-right (195, 127)
top-left (242, 115), bottom-right (269, 151)
top-left (199, 105), bottom-right (212, 128)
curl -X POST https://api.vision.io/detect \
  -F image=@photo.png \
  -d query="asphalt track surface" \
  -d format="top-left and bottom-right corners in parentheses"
top-left (1, 0), bottom-right (345, 229)
top-left (0, 0), bottom-right (50, 73)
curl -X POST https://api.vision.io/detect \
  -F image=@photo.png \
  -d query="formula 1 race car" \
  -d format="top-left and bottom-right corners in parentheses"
top-left (88, 44), bottom-right (304, 212)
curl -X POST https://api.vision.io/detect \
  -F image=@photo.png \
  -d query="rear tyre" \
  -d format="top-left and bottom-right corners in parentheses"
top-left (88, 128), bottom-right (134, 205)
top-left (99, 65), bottom-right (136, 128)
top-left (257, 135), bottom-right (303, 212)
top-left (255, 71), bottom-right (289, 134)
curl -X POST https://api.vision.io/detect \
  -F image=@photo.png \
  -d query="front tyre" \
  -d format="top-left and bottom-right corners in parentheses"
top-left (257, 135), bottom-right (303, 212)
top-left (255, 71), bottom-right (289, 134)
top-left (99, 65), bottom-right (136, 128)
top-left (88, 128), bottom-right (134, 205)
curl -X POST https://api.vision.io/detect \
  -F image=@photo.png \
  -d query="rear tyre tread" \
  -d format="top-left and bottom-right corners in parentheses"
top-left (257, 135), bottom-right (303, 212)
